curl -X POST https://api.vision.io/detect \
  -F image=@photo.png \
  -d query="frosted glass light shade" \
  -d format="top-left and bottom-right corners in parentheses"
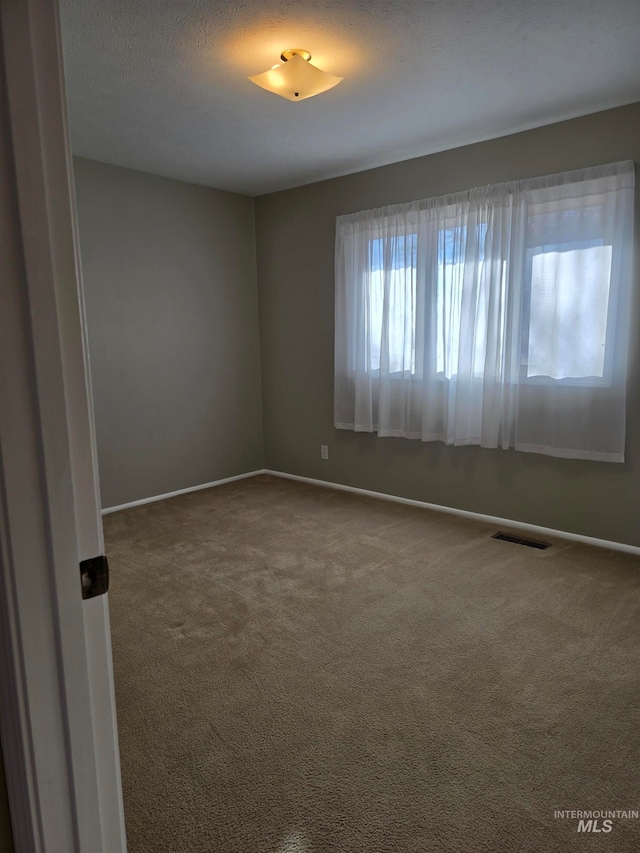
top-left (249, 52), bottom-right (343, 102)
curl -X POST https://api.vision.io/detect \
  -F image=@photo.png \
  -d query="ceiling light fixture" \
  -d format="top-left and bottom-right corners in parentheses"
top-left (248, 49), bottom-right (343, 102)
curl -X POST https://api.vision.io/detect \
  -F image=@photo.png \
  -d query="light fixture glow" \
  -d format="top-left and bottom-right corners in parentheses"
top-left (249, 49), bottom-right (343, 102)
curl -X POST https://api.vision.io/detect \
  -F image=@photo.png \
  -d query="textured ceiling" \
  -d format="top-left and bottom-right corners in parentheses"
top-left (60, 0), bottom-right (640, 196)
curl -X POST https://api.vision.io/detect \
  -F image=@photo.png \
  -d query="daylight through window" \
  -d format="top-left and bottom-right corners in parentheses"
top-left (334, 161), bottom-right (634, 462)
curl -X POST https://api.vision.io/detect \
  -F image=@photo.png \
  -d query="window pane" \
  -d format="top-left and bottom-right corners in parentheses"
top-left (437, 224), bottom-right (487, 379)
top-left (368, 234), bottom-right (417, 373)
top-left (527, 243), bottom-right (612, 379)
top-left (436, 228), bottom-right (464, 377)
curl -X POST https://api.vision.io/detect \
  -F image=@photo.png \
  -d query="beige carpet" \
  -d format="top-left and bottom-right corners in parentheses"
top-left (105, 474), bottom-right (640, 852)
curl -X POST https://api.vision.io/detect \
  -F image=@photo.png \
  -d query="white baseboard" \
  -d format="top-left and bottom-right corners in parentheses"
top-left (101, 469), bottom-right (266, 515)
top-left (264, 469), bottom-right (640, 557)
top-left (102, 466), bottom-right (640, 557)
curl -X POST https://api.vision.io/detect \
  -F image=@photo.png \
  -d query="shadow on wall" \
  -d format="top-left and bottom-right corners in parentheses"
top-left (0, 740), bottom-right (14, 853)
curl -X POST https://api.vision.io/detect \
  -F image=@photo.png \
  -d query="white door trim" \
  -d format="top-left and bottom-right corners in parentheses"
top-left (0, 0), bottom-right (126, 850)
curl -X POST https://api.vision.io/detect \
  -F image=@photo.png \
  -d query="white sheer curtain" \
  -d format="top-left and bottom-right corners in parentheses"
top-left (334, 161), bottom-right (635, 462)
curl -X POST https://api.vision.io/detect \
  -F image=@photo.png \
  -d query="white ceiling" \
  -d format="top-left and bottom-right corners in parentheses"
top-left (60, 0), bottom-right (640, 197)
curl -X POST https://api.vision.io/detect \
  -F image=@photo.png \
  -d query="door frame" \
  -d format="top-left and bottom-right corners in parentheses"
top-left (0, 0), bottom-right (126, 849)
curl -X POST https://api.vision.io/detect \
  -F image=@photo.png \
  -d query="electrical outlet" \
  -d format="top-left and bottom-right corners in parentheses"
top-left (320, 445), bottom-right (329, 460)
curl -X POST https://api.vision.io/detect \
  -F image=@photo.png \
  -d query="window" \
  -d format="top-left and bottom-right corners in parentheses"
top-left (521, 199), bottom-right (618, 385)
top-left (335, 161), bottom-right (634, 462)
top-left (367, 233), bottom-right (417, 373)
top-left (435, 223), bottom-right (492, 379)
top-left (524, 240), bottom-right (612, 381)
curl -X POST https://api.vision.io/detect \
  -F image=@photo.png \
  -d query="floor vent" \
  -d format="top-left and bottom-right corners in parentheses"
top-left (491, 532), bottom-right (551, 550)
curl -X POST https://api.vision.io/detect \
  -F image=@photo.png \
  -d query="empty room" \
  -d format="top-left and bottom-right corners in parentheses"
top-left (1, 1), bottom-right (639, 852)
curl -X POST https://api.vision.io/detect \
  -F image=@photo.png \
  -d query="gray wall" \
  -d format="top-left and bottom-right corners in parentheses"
top-left (255, 103), bottom-right (640, 547)
top-left (74, 158), bottom-right (264, 508)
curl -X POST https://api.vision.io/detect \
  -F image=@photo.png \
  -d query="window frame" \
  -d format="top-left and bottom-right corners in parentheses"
top-left (363, 223), bottom-right (620, 388)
